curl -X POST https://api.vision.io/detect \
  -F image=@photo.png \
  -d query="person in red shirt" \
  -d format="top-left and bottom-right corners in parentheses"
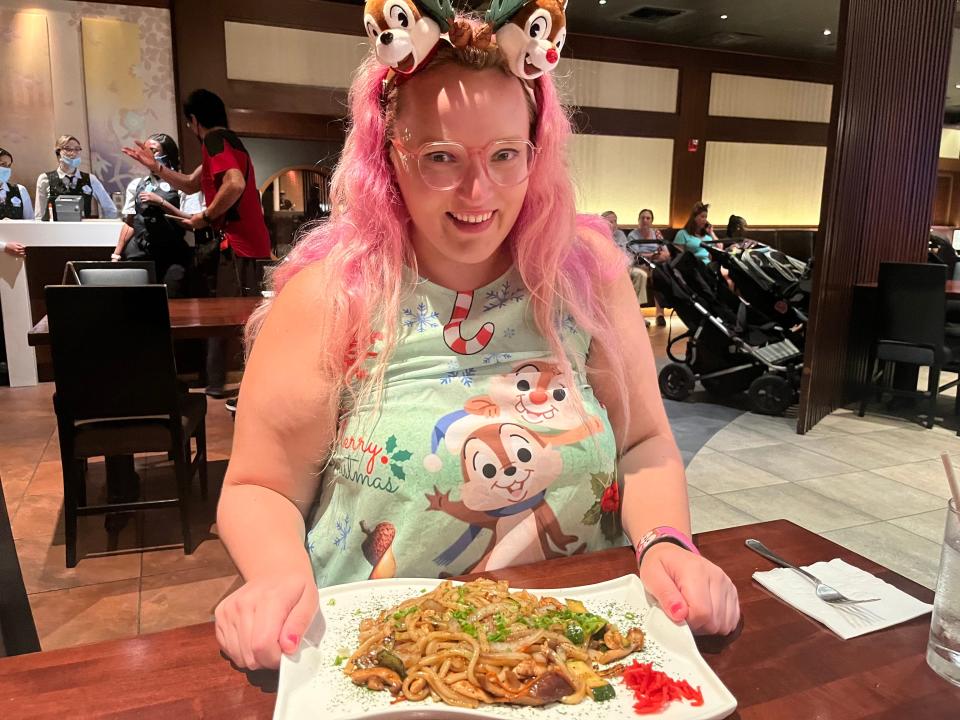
top-left (122, 89), bottom-right (271, 396)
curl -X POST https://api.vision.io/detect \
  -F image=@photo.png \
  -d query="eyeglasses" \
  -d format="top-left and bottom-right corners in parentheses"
top-left (60, 146), bottom-right (82, 156)
top-left (392, 139), bottom-right (538, 191)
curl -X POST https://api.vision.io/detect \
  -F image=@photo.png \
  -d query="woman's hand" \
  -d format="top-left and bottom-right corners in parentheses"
top-left (139, 191), bottom-right (163, 207)
top-left (639, 543), bottom-right (740, 635)
top-left (214, 572), bottom-right (319, 670)
top-left (3, 242), bottom-right (25, 257)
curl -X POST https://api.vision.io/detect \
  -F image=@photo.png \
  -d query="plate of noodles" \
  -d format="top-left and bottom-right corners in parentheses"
top-left (273, 575), bottom-right (737, 719)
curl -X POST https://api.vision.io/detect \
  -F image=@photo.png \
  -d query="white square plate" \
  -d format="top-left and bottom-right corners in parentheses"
top-left (274, 575), bottom-right (737, 720)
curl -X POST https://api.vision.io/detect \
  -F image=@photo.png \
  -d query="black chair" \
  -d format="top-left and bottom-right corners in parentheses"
top-left (0, 479), bottom-right (40, 656)
top-left (46, 285), bottom-right (207, 567)
top-left (63, 260), bottom-right (157, 286)
top-left (859, 262), bottom-right (958, 428)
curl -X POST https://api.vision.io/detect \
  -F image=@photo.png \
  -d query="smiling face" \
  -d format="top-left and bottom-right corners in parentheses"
top-left (390, 63), bottom-right (532, 283)
top-left (460, 423), bottom-right (561, 509)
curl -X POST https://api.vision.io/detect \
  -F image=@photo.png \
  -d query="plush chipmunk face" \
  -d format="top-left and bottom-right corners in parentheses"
top-left (495, 0), bottom-right (567, 80)
top-left (364, 0), bottom-right (442, 75)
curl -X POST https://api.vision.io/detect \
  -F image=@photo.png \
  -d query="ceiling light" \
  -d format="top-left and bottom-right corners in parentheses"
top-left (955, 84), bottom-right (960, 89)
top-left (823, 28), bottom-right (832, 36)
top-left (720, 14), bottom-right (728, 20)
top-left (599, 0), bottom-right (606, 4)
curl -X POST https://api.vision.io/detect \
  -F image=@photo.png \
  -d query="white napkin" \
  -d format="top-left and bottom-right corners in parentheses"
top-left (752, 558), bottom-right (934, 639)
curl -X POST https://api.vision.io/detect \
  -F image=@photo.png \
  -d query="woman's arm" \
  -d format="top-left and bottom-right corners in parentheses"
top-left (585, 231), bottom-right (738, 635)
top-left (113, 224), bottom-right (134, 258)
top-left (215, 261), bottom-right (344, 668)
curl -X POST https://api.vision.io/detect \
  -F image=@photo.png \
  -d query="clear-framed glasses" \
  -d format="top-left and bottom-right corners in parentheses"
top-left (60, 146), bottom-right (82, 156)
top-left (392, 139), bottom-right (539, 191)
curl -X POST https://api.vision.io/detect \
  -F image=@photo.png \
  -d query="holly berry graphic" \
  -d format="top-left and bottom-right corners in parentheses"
top-left (360, 520), bottom-right (397, 579)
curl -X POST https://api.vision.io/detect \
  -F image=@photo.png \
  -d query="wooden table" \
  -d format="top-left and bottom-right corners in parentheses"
top-left (0, 520), bottom-right (955, 719)
top-left (26, 296), bottom-right (262, 346)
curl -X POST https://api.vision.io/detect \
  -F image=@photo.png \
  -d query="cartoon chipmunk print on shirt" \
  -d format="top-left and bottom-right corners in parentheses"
top-left (426, 419), bottom-right (601, 573)
top-left (423, 359), bottom-right (603, 573)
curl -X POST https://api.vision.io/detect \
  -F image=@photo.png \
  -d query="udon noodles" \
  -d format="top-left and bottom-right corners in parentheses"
top-left (344, 578), bottom-right (644, 708)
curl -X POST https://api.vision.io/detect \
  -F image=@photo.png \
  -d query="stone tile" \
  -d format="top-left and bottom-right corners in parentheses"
top-left (685, 484), bottom-right (705, 498)
top-left (139, 566), bottom-right (242, 634)
top-left (866, 428), bottom-right (960, 463)
top-left (2, 478), bottom-right (28, 517)
top-left (873, 460), bottom-right (957, 499)
top-left (686, 451), bottom-right (788, 494)
top-left (731, 412), bottom-right (845, 443)
top-left (0, 461), bottom-right (40, 485)
top-left (24, 461), bottom-right (64, 497)
top-left (726, 443), bottom-right (860, 482)
top-left (819, 411), bottom-right (927, 434)
top-left (705, 425), bottom-right (781, 452)
top-left (689, 495), bottom-right (759, 534)
top-left (141, 536), bottom-right (237, 578)
top-left (713, 483), bottom-right (876, 532)
top-left (798, 434), bottom-right (934, 470)
top-left (29, 578), bottom-right (140, 650)
top-left (11, 493), bottom-right (64, 540)
top-left (15, 534), bottom-right (142, 594)
top-left (797, 472), bottom-right (945, 520)
top-left (889, 508), bottom-right (951, 545)
top-left (823, 522), bottom-right (942, 590)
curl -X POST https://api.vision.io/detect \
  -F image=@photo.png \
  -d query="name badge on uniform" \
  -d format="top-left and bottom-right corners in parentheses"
top-left (10, 196), bottom-right (21, 207)
top-left (159, 181), bottom-right (172, 192)
top-left (81, 184), bottom-right (92, 195)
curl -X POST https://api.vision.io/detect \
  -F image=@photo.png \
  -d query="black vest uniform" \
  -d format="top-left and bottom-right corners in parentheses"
top-left (42, 170), bottom-right (93, 220)
top-left (0, 183), bottom-right (26, 220)
top-left (123, 176), bottom-right (191, 281)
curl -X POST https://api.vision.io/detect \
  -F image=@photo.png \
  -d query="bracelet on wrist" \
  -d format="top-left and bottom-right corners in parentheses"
top-left (635, 526), bottom-right (700, 567)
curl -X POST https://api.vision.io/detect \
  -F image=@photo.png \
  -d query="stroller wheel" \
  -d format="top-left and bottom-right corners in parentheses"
top-left (659, 363), bottom-right (695, 401)
top-left (748, 374), bottom-right (794, 416)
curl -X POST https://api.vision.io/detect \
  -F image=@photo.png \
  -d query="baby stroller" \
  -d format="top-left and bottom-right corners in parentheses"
top-left (651, 249), bottom-right (804, 415)
top-left (706, 245), bottom-right (809, 345)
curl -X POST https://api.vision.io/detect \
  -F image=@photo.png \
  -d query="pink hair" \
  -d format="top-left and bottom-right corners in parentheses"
top-left (247, 25), bottom-right (630, 445)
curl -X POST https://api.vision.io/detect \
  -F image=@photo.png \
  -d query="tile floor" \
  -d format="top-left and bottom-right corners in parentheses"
top-left (1, 317), bottom-right (955, 651)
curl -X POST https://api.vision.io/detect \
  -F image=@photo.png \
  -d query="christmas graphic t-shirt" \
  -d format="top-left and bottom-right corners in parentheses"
top-left (306, 266), bottom-right (623, 587)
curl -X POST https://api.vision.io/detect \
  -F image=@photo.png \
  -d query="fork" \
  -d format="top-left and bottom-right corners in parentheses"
top-left (745, 539), bottom-right (881, 605)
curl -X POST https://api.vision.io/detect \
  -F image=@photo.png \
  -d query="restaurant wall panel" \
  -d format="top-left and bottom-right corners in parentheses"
top-left (567, 135), bottom-right (673, 221)
top-left (940, 128), bottom-right (960, 159)
top-left (0, 0), bottom-right (176, 197)
top-left (798, 0), bottom-right (954, 433)
top-left (701, 142), bottom-right (827, 226)
top-left (223, 21), bottom-right (368, 89)
top-left (708, 74), bottom-right (833, 124)
top-left (555, 59), bottom-right (678, 113)
top-left (0, 10), bottom-right (55, 193)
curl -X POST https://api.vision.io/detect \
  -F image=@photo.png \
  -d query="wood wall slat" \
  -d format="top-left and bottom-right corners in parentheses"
top-left (798, 0), bottom-right (955, 433)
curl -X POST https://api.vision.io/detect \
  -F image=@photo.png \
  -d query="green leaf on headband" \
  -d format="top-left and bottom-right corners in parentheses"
top-left (484, 0), bottom-right (530, 31)
top-left (418, 0), bottom-right (456, 32)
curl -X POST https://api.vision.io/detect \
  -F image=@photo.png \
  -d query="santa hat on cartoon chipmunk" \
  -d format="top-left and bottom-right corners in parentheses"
top-left (362, 0), bottom-right (568, 80)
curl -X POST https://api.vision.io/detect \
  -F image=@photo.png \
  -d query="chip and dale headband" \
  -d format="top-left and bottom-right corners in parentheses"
top-left (363, 0), bottom-right (568, 82)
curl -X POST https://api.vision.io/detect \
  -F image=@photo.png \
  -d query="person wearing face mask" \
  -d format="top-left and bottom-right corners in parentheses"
top-left (113, 133), bottom-right (194, 297)
top-left (0, 148), bottom-right (31, 258)
top-left (34, 135), bottom-right (118, 221)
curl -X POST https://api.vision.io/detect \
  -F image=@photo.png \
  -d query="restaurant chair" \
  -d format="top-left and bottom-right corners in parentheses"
top-left (858, 262), bottom-right (957, 428)
top-left (0, 478), bottom-right (40, 656)
top-left (46, 285), bottom-right (208, 567)
top-left (63, 260), bottom-right (157, 286)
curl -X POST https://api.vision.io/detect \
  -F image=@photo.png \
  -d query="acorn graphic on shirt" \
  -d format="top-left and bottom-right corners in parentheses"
top-left (360, 520), bottom-right (397, 579)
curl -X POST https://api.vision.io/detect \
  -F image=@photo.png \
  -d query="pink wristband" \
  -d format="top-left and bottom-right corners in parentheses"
top-left (635, 526), bottom-right (700, 566)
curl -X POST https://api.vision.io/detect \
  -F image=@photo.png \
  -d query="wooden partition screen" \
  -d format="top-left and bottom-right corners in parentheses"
top-left (797, 0), bottom-right (955, 432)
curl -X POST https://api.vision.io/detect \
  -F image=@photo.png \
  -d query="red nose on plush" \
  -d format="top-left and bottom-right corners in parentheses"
top-left (546, 48), bottom-right (558, 64)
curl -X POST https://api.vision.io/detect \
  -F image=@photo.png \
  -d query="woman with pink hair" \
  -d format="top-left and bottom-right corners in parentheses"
top-left (212, 5), bottom-right (738, 671)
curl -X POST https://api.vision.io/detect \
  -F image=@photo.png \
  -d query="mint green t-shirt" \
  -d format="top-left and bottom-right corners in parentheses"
top-left (306, 266), bottom-right (623, 587)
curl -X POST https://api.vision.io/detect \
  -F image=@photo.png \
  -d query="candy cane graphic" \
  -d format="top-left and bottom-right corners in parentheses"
top-left (443, 291), bottom-right (494, 355)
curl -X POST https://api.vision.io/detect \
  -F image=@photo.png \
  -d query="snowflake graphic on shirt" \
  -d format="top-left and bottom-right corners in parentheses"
top-left (482, 280), bottom-right (525, 312)
top-left (402, 303), bottom-right (440, 333)
top-left (440, 359), bottom-right (477, 386)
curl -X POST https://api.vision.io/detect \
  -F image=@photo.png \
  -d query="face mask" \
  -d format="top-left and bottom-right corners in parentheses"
top-left (62, 155), bottom-right (81, 171)
top-left (0, 167), bottom-right (10, 184)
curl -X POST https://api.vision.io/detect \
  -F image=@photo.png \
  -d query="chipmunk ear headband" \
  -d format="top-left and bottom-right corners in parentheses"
top-left (363, 0), bottom-right (568, 82)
